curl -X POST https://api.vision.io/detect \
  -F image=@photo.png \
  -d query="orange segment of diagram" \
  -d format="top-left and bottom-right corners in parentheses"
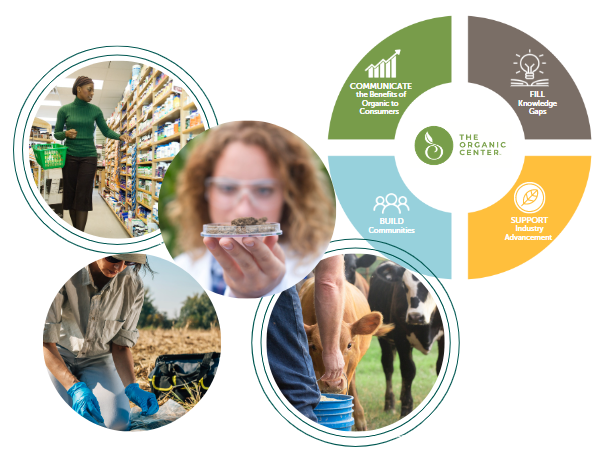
top-left (468, 156), bottom-right (590, 279)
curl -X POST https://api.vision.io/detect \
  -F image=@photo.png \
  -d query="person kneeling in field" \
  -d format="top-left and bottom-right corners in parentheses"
top-left (43, 254), bottom-right (159, 430)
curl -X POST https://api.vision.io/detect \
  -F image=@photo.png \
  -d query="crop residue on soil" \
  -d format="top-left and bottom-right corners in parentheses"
top-left (131, 328), bottom-right (221, 409)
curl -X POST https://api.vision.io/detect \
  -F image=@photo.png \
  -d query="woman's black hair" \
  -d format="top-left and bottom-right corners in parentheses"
top-left (72, 76), bottom-right (94, 96)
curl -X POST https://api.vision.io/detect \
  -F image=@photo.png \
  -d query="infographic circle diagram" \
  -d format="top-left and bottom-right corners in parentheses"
top-left (328, 16), bottom-right (591, 279)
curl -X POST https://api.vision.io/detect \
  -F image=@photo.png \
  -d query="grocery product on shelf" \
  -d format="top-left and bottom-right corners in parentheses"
top-left (100, 66), bottom-right (204, 237)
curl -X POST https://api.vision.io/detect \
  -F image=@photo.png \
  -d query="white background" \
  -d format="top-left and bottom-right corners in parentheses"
top-left (2, 0), bottom-right (601, 456)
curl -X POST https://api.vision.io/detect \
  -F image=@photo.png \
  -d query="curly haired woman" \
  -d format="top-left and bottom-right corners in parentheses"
top-left (171, 121), bottom-right (335, 298)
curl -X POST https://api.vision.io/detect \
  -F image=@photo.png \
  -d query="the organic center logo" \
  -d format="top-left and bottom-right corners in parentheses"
top-left (414, 126), bottom-right (453, 165)
top-left (424, 132), bottom-right (444, 160)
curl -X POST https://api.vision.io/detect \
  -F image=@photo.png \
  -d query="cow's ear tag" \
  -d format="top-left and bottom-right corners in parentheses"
top-left (351, 312), bottom-right (383, 336)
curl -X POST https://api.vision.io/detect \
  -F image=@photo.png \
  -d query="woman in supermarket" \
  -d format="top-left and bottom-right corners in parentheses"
top-left (43, 254), bottom-right (159, 430)
top-left (171, 121), bottom-right (335, 298)
top-left (53, 76), bottom-right (130, 232)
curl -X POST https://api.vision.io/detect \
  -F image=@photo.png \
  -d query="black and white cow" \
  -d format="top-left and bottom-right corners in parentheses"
top-left (368, 261), bottom-right (444, 418)
top-left (343, 254), bottom-right (376, 298)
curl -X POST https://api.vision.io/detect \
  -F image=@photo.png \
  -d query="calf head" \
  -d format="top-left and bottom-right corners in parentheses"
top-left (344, 254), bottom-right (377, 285)
top-left (304, 311), bottom-right (393, 393)
top-left (406, 308), bottom-right (444, 355)
top-left (375, 261), bottom-right (406, 283)
top-left (402, 270), bottom-right (438, 326)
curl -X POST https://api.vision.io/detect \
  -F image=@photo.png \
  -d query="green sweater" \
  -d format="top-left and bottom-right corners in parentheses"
top-left (54, 97), bottom-right (121, 157)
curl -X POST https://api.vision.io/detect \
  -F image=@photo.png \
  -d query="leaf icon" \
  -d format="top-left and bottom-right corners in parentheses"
top-left (522, 189), bottom-right (538, 206)
top-left (425, 132), bottom-right (434, 144)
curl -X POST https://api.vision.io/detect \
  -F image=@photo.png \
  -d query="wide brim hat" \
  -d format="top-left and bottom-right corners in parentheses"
top-left (112, 253), bottom-right (147, 264)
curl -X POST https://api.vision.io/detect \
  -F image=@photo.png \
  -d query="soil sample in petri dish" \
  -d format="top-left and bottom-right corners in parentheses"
top-left (201, 217), bottom-right (282, 237)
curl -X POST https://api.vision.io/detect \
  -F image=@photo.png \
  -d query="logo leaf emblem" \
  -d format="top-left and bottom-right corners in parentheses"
top-left (522, 189), bottom-right (538, 206)
top-left (425, 132), bottom-right (433, 144)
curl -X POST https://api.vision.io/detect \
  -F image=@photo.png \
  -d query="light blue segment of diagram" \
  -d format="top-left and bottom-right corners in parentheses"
top-left (329, 156), bottom-right (452, 279)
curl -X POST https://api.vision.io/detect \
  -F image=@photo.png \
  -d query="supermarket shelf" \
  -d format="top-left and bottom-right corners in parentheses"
top-left (138, 125), bottom-right (153, 137)
top-left (138, 76), bottom-right (152, 96)
top-left (153, 108), bottom-right (180, 126)
top-left (139, 201), bottom-right (153, 211)
top-left (101, 196), bottom-right (133, 237)
top-left (154, 74), bottom-right (169, 91)
top-left (151, 216), bottom-right (159, 224)
top-left (103, 71), bottom-right (193, 239)
top-left (181, 124), bottom-right (205, 135)
top-left (139, 109), bottom-right (152, 123)
top-left (153, 84), bottom-right (173, 107)
top-left (153, 133), bottom-right (180, 146)
top-left (181, 101), bottom-right (197, 111)
top-left (139, 90), bottom-right (153, 106)
top-left (152, 157), bottom-right (175, 163)
top-left (30, 137), bottom-right (54, 143)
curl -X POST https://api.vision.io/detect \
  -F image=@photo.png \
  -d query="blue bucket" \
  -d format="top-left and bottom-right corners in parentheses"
top-left (313, 394), bottom-right (354, 431)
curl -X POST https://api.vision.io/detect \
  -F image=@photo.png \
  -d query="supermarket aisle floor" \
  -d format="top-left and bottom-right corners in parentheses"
top-left (63, 191), bottom-right (130, 239)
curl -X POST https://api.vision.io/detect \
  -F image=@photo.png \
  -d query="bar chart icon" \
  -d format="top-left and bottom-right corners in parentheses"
top-left (366, 50), bottom-right (401, 78)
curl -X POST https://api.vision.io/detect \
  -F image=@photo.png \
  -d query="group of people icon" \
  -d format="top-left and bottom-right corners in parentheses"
top-left (373, 193), bottom-right (409, 214)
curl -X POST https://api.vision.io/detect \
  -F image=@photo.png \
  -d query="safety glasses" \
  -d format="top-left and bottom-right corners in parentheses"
top-left (205, 177), bottom-right (283, 210)
top-left (105, 256), bottom-right (137, 266)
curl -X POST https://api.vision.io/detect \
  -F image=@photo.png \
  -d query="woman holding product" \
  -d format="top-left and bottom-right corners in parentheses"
top-left (171, 121), bottom-right (335, 298)
top-left (43, 254), bottom-right (158, 430)
top-left (54, 76), bottom-right (129, 232)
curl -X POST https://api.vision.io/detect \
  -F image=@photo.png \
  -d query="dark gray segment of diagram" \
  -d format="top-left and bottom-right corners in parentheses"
top-left (469, 16), bottom-right (590, 140)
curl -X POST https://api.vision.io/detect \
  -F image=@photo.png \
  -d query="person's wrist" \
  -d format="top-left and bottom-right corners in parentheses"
top-left (67, 381), bottom-right (86, 396)
top-left (124, 382), bottom-right (139, 398)
top-left (322, 347), bottom-right (341, 356)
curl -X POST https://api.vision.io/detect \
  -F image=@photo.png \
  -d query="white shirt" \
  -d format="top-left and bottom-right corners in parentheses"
top-left (174, 242), bottom-right (325, 298)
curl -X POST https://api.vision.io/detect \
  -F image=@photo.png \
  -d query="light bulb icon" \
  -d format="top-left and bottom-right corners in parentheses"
top-left (513, 49), bottom-right (546, 82)
top-left (520, 53), bottom-right (540, 80)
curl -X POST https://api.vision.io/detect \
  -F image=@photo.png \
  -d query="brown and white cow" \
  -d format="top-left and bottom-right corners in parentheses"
top-left (300, 277), bottom-right (394, 431)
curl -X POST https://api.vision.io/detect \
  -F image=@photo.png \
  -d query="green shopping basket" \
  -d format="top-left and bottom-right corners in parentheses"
top-left (32, 144), bottom-right (67, 169)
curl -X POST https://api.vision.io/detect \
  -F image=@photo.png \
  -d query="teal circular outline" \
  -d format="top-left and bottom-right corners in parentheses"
top-left (251, 239), bottom-right (459, 446)
top-left (14, 46), bottom-right (218, 253)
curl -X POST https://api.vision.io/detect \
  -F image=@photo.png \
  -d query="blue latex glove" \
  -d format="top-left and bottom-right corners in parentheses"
top-left (125, 383), bottom-right (159, 416)
top-left (67, 382), bottom-right (105, 426)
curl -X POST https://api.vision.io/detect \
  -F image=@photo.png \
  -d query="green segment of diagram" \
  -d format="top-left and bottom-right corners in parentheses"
top-left (329, 16), bottom-right (451, 139)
